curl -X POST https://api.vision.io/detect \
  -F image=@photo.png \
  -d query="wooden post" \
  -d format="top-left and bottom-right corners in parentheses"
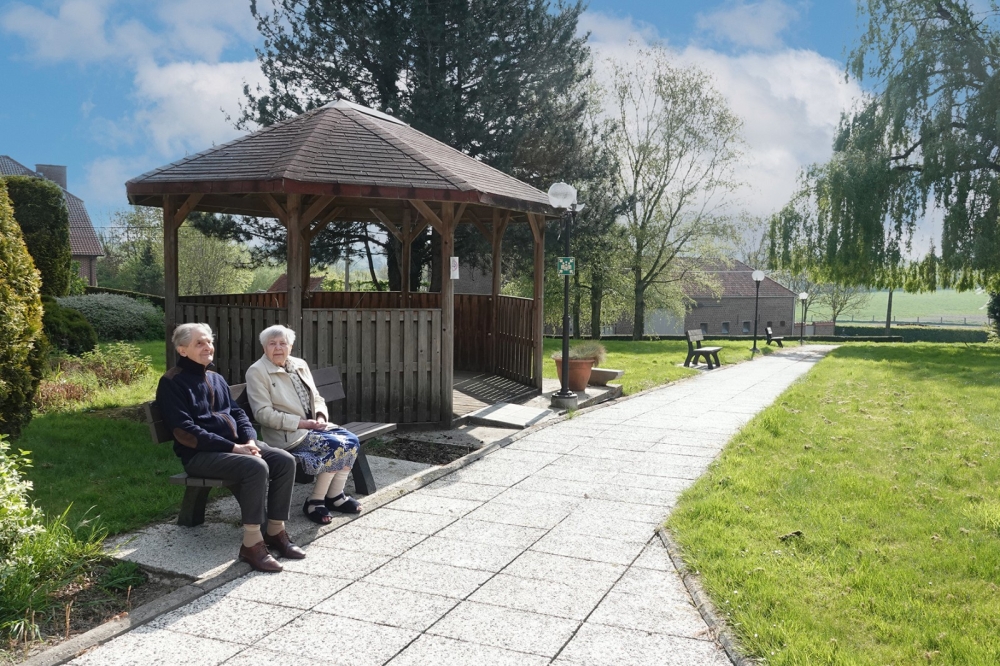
top-left (529, 213), bottom-right (546, 390)
top-left (401, 208), bottom-right (412, 299)
top-left (440, 203), bottom-right (456, 426)
top-left (163, 195), bottom-right (178, 367)
top-left (490, 209), bottom-right (509, 373)
top-left (285, 194), bottom-right (303, 339)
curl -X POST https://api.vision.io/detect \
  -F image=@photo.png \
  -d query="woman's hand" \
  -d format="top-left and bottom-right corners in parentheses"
top-left (233, 441), bottom-right (261, 456)
top-left (297, 419), bottom-right (328, 430)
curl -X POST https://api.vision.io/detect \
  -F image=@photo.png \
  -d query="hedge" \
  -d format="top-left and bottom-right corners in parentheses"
top-left (3, 175), bottom-right (72, 297)
top-left (57, 293), bottom-right (164, 341)
top-left (0, 181), bottom-right (45, 436)
top-left (84, 285), bottom-right (165, 309)
top-left (41, 296), bottom-right (98, 355)
top-left (836, 325), bottom-right (989, 343)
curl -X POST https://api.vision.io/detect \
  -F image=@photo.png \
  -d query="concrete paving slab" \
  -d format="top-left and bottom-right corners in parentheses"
top-left (222, 648), bottom-right (328, 666)
top-left (399, 424), bottom-right (517, 450)
top-left (389, 634), bottom-right (550, 666)
top-left (385, 492), bottom-right (483, 517)
top-left (588, 589), bottom-right (708, 638)
top-left (110, 523), bottom-right (243, 580)
top-left (503, 550), bottom-right (626, 590)
top-left (419, 477), bottom-right (506, 502)
top-left (435, 518), bottom-right (547, 550)
top-left (553, 512), bottom-right (657, 543)
top-left (217, 570), bottom-right (351, 610)
top-left (489, 486), bottom-right (584, 512)
top-left (254, 612), bottom-right (417, 665)
top-left (555, 623), bottom-right (730, 666)
top-left (314, 581), bottom-right (457, 631)
top-left (531, 531), bottom-right (647, 566)
top-left (348, 507), bottom-right (458, 535)
top-left (147, 593), bottom-right (302, 644)
top-left (312, 524), bottom-right (427, 556)
top-left (470, 573), bottom-right (610, 620)
top-left (428, 600), bottom-right (579, 657)
top-left (278, 544), bottom-right (391, 579)
top-left (631, 542), bottom-right (673, 572)
top-left (574, 498), bottom-right (671, 525)
top-left (448, 461), bottom-right (534, 486)
top-left (70, 627), bottom-right (243, 666)
top-left (402, 535), bottom-right (523, 572)
top-left (506, 437), bottom-right (580, 454)
top-left (463, 498), bottom-right (574, 530)
top-left (362, 557), bottom-right (493, 599)
top-left (466, 401), bottom-right (555, 428)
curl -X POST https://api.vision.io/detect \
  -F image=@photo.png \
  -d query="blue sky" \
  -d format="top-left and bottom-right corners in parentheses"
top-left (0, 0), bottom-right (868, 235)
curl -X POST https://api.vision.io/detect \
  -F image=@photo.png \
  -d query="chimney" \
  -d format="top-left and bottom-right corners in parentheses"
top-left (35, 164), bottom-right (67, 190)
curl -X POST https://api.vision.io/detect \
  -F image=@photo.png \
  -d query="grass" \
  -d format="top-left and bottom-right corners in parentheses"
top-left (18, 340), bottom-right (175, 536)
top-left (667, 343), bottom-right (1000, 664)
top-left (542, 337), bottom-right (774, 395)
top-left (811, 288), bottom-right (989, 322)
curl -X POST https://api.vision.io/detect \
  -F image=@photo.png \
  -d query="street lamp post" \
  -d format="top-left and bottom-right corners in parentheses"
top-left (799, 292), bottom-right (808, 345)
top-left (547, 183), bottom-right (584, 410)
top-left (751, 270), bottom-right (765, 356)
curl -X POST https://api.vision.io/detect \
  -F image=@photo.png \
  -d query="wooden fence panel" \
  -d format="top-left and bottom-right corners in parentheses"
top-left (453, 294), bottom-right (492, 373)
top-left (494, 295), bottom-right (534, 385)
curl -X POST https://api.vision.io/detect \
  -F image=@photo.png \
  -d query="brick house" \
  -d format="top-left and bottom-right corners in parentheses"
top-left (0, 156), bottom-right (104, 285)
top-left (683, 259), bottom-right (796, 336)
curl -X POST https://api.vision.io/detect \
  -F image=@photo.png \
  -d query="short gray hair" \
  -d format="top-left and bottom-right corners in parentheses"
top-left (172, 323), bottom-right (213, 348)
top-left (259, 324), bottom-right (296, 348)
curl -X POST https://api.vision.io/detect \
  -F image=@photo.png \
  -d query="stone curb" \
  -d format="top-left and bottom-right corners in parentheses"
top-left (656, 527), bottom-right (758, 666)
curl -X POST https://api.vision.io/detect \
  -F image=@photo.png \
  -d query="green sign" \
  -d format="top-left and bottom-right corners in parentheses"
top-left (557, 257), bottom-right (576, 276)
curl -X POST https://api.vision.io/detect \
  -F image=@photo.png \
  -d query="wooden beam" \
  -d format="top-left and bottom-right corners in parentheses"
top-left (173, 193), bottom-right (204, 228)
top-left (163, 195), bottom-right (179, 368)
top-left (408, 199), bottom-right (444, 234)
top-left (529, 212), bottom-right (546, 389)
top-left (401, 208), bottom-right (412, 297)
top-left (262, 193), bottom-right (289, 227)
top-left (466, 209), bottom-right (493, 243)
top-left (301, 195), bottom-right (336, 227)
top-left (440, 202), bottom-right (456, 427)
top-left (370, 208), bottom-right (403, 241)
top-left (286, 194), bottom-right (303, 338)
top-left (305, 206), bottom-right (344, 241)
top-left (455, 202), bottom-right (468, 225)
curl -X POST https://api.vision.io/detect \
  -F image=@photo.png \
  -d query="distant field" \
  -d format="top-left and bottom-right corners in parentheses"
top-left (809, 289), bottom-right (990, 324)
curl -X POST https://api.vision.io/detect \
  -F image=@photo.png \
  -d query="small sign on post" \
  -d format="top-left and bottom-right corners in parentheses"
top-left (450, 256), bottom-right (460, 280)
top-left (556, 257), bottom-right (576, 276)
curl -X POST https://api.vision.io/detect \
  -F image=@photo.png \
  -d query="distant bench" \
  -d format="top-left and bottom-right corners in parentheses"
top-left (766, 326), bottom-right (784, 347)
top-left (144, 365), bottom-right (395, 527)
top-left (684, 329), bottom-right (723, 369)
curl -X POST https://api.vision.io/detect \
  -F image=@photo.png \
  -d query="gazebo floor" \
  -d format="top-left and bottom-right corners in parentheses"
top-left (452, 370), bottom-right (539, 419)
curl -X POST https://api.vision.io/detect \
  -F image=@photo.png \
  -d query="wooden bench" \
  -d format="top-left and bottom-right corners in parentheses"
top-left (145, 365), bottom-right (396, 527)
top-left (684, 329), bottom-right (723, 369)
top-left (765, 327), bottom-right (784, 347)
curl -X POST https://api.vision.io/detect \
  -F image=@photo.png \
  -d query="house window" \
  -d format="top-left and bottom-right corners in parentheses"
top-left (699, 323), bottom-right (708, 334)
top-left (721, 322), bottom-right (730, 334)
top-left (779, 320), bottom-right (786, 328)
top-left (767, 321), bottom-right (773, 328)
top-left (742, 321), bottom-right (750, 334)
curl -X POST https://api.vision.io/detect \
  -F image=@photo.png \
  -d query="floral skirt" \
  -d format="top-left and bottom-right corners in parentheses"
top-left (289, 428), bottom-right (360, 475)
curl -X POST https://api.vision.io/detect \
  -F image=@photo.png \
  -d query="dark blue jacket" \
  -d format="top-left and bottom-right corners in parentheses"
top-left (155, 355), bottom-right (257, 464)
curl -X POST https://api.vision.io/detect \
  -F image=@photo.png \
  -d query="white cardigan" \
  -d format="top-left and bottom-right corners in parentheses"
top-left (244, 355), bottom-right (327, 450)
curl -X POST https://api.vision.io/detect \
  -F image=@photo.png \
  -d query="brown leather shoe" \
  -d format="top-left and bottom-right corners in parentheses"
top-left (239, 540), bottom-right (283, 572)
top-left (263, 530), bottom-right (306, 560)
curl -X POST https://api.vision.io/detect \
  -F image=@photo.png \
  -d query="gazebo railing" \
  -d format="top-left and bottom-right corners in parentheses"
top-left (494, 295), bottom-right (535, 385)
top-left (176, 302), bottom-right (287, 385)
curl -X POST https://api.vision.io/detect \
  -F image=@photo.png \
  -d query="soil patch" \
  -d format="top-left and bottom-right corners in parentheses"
top-left (365, 436), bottom-right (472, 465)
top-left (3, 562), bottom-right (190, 665)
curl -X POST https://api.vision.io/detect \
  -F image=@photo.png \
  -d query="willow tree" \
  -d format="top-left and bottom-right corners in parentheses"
top-left (608, 46), bottom-right (744, 339)
top-left (772, 0), bottom-right (1000, 292)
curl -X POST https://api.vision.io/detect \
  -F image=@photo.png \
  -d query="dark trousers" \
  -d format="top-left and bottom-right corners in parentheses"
top-left (184, 443), bottom-right (295, 526)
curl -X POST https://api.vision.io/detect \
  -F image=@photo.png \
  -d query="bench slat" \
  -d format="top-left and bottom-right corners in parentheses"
top-left (169, 473), bottom-right (228, 488)
top-left (342, 422), bottom-right (396, 441)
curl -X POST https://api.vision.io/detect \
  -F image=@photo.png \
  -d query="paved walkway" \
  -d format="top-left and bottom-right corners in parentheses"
top-left (71, 346), bottom-right (833, 666)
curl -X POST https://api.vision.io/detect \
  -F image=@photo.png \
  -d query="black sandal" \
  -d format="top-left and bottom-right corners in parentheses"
top-left (303, 499), bottom-right (333, 524)
top-left (325, 493), bottom-right (362, 514)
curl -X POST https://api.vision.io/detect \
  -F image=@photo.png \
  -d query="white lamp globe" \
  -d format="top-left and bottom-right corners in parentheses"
top-left (752, 270), bottom-right (765, 282)
top-left (799, 291), bottom-right (809, 301)
top-left (547, 182), bottom-right (577, 209)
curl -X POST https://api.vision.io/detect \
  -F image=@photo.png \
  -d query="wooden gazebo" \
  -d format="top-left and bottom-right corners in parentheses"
top-left (127, 100), bottom-right (555, 427)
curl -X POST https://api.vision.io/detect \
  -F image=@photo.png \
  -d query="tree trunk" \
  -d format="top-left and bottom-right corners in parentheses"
top-left (363, 237), bottom-right (382, 290)
top-left (885, 289), bottom-right (893, 334)
top-left (387, 235), bottom-right (402, 291)
top-left (633, 283), bottom-right (646, 341)
top-left (572, 272), bottom-right (581, 339)
top-left (590, 274), bottom-right (603, 340)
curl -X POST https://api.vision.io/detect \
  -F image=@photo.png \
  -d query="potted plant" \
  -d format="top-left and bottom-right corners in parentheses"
top-left (552, 341), bottom-right (606, 392)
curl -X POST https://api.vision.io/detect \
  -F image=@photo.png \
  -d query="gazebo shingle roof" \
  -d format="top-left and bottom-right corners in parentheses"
top-left (127, 101), bottom-right (553, 214)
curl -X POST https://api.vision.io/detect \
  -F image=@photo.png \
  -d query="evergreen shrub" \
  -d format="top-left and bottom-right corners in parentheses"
top-left (0, 181), bottom-right (45, 437)
top-left (57, 293), bottom-right (164, 341)
top-left (3, 175), bottom-right (72, 297)
top-left (836, 325), bottom-right (988, 343)
top-left (41, 296), bottom-right (97, 355)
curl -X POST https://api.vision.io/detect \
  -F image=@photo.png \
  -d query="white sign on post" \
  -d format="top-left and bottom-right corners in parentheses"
top-left (450, 256), bottom-right (460, 279)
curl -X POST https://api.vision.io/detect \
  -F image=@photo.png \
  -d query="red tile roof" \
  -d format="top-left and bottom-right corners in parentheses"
top-left (0, 155), bottom-right (103, 257)
top-left (267, 274), bottom-right (326, 293)
top-left (126, 101), bottom-right (553, 214)
top-left (686, 259), bottom-right (796, 299)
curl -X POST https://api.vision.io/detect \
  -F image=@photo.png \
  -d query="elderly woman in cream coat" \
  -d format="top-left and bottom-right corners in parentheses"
top-left (245, 325), bottom-right (362, 524)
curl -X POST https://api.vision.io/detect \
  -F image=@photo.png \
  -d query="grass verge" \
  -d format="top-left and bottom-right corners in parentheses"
top-left (667, 343), bottom-right (1000, 664)
top-left (542, 337), bottom-right (773, 395)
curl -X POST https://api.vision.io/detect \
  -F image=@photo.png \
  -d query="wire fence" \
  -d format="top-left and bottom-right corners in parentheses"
top-left (842, 315), bottom-right (990, 328)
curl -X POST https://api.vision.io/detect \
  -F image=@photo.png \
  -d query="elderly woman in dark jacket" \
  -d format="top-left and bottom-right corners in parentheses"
top-left (245, 324), bottom-right (362, 525)
top-left (156, 322), bottom-right (305, 572)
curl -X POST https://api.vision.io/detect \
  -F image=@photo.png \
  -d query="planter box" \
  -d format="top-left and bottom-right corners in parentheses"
top-left (588, 367), bottom-right (624, 386)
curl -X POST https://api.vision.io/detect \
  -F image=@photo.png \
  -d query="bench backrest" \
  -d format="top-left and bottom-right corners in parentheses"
top-left (147, 364), bottom-right (347, 445)
top-left (766, 326), bottom-right (774, 337)
top-left (686, 329), bottom-right (705, 350)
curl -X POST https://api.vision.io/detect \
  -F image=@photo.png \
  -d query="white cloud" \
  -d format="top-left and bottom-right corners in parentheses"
top-left (585, 12), bottom-right (862, 219)
top-left (696, 0), bottom-right (799, 50)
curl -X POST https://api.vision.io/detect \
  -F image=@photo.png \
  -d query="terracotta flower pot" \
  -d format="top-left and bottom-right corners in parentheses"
top-left (553, 358), bottom-right (595, 392)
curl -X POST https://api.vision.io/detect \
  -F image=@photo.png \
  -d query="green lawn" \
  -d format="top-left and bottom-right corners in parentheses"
top-left (542, 337), bottom-right (773, 395)
top-left (668, 343), bottom-right (1000, 664)
top-left (811, 288), bottom-right (989, 322)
